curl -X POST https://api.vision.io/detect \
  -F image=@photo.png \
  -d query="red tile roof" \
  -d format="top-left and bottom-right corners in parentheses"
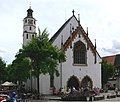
top-left (103, 55), bottom-right (116, 65)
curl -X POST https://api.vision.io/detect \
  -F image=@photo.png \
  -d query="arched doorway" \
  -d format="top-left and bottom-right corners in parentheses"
top-left (67, 75), bottom-right (79, 90)
top-left (81, 75), bottom-right (93, 89)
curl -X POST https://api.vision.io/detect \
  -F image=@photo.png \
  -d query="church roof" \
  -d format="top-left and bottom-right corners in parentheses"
top-left (50, 12), bottom-right (101, 58)
top-left (50, 15), bottom-right (77, 42)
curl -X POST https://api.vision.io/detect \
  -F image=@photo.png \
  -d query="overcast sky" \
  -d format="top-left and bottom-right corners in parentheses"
top-left (0, 0), bottom-right (120, 64)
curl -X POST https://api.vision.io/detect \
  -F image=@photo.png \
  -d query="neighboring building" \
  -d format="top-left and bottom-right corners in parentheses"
top-left (103, 54), bottom-right (120, 89)
top-left (23, 7), bottom-right (102, 95)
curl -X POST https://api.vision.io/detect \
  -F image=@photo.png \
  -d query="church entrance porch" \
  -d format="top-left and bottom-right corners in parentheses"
top-left (67, 75), bottom-right (79, 90)
top-left (81, 75), bottom-right (93, 89)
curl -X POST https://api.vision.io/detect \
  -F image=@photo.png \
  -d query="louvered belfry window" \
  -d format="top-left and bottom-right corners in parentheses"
top-left (73, 40), bottom-right (86, 65)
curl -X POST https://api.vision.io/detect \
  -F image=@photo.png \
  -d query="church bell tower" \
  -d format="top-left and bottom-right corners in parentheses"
top-left (23, 6), bottom-right (36, 45)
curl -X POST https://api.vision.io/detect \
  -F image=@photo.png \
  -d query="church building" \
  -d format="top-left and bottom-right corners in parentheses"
top-left (23, 7), bottom-right (102, 95)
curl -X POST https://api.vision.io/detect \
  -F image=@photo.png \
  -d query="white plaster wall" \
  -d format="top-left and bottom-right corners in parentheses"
top-left (39, 74), bottom-right (52, 95)
top-left (56, 32), bottom-right (102, 88)
top-left (23, 26), bottom-right (36, 32)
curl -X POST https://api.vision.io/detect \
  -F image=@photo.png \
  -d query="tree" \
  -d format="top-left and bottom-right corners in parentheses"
top-left (101, 60), bottom-right (115, 87)
top-left (22, 28), bottom-right (66, 95)
top-left (0, 57), bottom-right (6, 83)
top-left (7, 49), bottom-right (31, 83)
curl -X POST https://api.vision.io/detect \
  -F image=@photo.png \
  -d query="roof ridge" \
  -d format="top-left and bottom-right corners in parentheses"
top-left (50, 15), bottom-right (76, 42)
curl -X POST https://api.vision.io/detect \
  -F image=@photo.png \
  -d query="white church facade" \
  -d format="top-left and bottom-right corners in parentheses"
top-left (23, 7), bottom-right (102, 95)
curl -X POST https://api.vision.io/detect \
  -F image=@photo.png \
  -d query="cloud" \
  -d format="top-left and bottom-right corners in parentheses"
top-left (101, 40), bottom-right (120, 55)
top-left (0, 48), bottom-right (6, 53)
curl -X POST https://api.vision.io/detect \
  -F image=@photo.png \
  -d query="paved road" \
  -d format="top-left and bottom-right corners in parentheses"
top-left (26, 97), bottom-right (120, 102)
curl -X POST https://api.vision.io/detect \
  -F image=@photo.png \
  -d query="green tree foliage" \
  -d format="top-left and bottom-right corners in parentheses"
top-left (7, 49), bottom-right (31, 83)
top-left (22, 28), bottom-right (66, 94)
top-left (101, 60), bottom-right (115, 87)
top-left (0, 57), bottom-right (6, 83)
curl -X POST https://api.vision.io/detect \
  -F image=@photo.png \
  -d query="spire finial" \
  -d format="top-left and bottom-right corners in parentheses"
top-left (86, 27), bottom-right (88, 36)
top-left (78, 14), bottom-right (80, 25)
top-left (95, 39), bottom-right (96, 49)
top-left (29, 2), bottom-right (31, 9)
top-left (72, 9), bottom-right (75, 16)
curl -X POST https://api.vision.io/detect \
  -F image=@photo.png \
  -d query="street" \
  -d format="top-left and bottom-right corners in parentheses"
top-left (26, 97), bottom-right (120, 102)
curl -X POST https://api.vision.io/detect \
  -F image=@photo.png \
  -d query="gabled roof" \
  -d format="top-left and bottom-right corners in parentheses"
top-left (103, 55), bottom-right (116, 65)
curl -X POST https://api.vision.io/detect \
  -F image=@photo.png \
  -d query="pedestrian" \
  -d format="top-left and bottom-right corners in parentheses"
top-left (53, 86), bottom-right (57, 95)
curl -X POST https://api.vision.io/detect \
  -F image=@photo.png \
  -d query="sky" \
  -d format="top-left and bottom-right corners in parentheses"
top-left (1, 0), bottom-right (120, 64)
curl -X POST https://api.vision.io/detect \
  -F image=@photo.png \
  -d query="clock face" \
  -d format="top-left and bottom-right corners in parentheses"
top-left (28, 19), bottom-right (33, 24)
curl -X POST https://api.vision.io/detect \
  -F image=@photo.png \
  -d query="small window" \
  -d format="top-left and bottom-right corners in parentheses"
top-left (32, 34), bottom-right (34, 38)
top-left (25, 19), bottom-right (27, 23)
top-left (29, 26), bottom-right (32, 30)
top-left (26, 34), bottom-right (28, 39)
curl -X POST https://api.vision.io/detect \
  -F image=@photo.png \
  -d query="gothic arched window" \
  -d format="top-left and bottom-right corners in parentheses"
top-left (73, 40), bottom-right (87, 65)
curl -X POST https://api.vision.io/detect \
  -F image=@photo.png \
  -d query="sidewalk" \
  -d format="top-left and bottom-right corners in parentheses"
top-left (27, 95), bottom-right (61, 102)
top-left (40, 95), bottom-right (61, 100)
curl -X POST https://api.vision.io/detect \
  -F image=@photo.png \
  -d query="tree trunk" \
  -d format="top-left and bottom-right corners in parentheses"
top-left (37, 74), bottom-right (40, 94)
top-left (36, 70), bottom-right (40, 99)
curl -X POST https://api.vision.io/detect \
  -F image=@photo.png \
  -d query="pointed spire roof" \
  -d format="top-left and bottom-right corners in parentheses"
top-left (27, 6), bottom-right (33, 17)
